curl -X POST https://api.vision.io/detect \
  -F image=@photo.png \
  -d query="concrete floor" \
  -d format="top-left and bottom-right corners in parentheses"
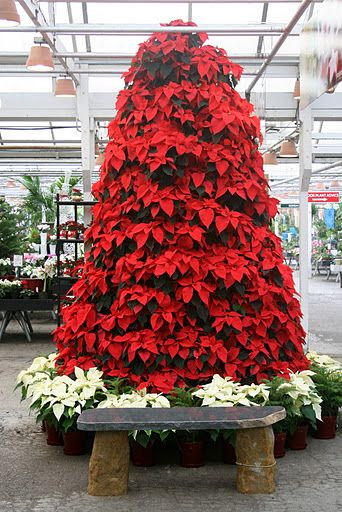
top-left (0, 273), bottom-right (341, 512)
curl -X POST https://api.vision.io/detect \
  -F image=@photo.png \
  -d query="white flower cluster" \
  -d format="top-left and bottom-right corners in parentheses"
top-left (0, 258), bottom-right (11, 266)
top-left (0, 279), bottom-right (21, 288)
top-left (192, 374), bottom-right (270, 407)
top-left (98, 388), bottom-right (170, 409)
top-left (277, 370), bottom-right (322, 420)
top-left (307, 351), bottom-right (342, 371)
top-left (17, 356), bottom-right (106, 423)
top-left (17, 352), bottom-right (57, 389)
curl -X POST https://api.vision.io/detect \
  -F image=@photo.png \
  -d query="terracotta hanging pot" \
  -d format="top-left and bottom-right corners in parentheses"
top-left (63, 430), bottom-right (87, 456)
top-left (46, 423), bottom-right (63, 446)
top-left (222, 440), bottom-right (236, 464)
top-left (180, 441), bottom-right (205, 468)
top-left (274, 431), bottom-right (287, 458)
top-left (312, 416), bottom-right (337, 440)
top-left (288, 424), bottom-right (308, 450)
top-left (130, 440), bottom-right (155, 466)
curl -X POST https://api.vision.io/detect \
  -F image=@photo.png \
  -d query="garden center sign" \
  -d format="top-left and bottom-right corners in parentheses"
top-left (308, 192), bottom-right (340, 203)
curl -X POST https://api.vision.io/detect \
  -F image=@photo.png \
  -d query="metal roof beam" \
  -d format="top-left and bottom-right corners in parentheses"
top-left (245, 0), bottom-right (312, 96)
top-left (0, 23), bottom-right (301, 35)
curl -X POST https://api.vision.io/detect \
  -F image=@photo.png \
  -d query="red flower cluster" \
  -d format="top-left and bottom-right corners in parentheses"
top-left (54, 20), bottom-right (309, 392)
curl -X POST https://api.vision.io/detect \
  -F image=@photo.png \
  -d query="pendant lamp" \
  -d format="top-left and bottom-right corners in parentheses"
top-left (54, 77), bottom-right (76, 97)
top-left (279, 140), bottom-right (298, 158)
top-left (330, 180), bottom-right (340, 188)
top-left (26, 44), bottom-right (54, 72)
top-left (315, 182), bottom-right (324, 190)
top-left (263, 151), bottom-right (278, 165)
top-left (0, 0), bottom-right (20, 27)
top-left (293, 78), bottom-right (300, 100)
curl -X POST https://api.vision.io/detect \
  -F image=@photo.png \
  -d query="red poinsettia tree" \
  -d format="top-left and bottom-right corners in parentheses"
top-left (54, 20), bottom-right (309, 392)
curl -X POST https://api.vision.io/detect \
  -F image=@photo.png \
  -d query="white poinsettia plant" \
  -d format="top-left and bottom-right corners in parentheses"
top-left (307, 351), bottom-right (342, 371)
top-left (97, 388), bottom-right (171, 409)
top-left (192, 374), bottom-right (269, 407)
top-left (27, 366), bottom-right (107, 432)
top-left (16, 353), bottom-right (58, 399)
top-left (277, 370), bottom-right (322, 421)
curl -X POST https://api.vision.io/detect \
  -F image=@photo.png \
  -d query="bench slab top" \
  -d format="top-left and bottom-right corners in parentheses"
top-left (77, 406), bottom-right (286, 431)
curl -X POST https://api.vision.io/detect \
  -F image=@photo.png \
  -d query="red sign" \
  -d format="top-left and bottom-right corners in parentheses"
top-left (308, 191), bottom-right (340, 203)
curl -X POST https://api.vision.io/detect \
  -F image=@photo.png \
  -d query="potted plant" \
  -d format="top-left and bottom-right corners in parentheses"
top-left (19, 362), bottom-right (107, 455)
top-left (97, 387), bottom-right (171, 466)
top-left (167, 387), bottom-right (204, 467)
top-left (310, 364), bottom-right (342, 439)
top-left (191, 375), bottom-right (270, 462)
top-left (264, 371), bottom-right (322, 452)
top-left (0, 258), bottom-right (14, 279)
top-left (0, 279), bottom-right (22, 299)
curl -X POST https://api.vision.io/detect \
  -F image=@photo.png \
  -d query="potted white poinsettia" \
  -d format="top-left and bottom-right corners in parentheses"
top-left (190, 375), bottom-right (270, 465)
top-left (264, 370), bottom-right (322, 454)
top-left (25, 366), bottom-right (106, 454)
top-left (98, 388), bottom-right (171, 466)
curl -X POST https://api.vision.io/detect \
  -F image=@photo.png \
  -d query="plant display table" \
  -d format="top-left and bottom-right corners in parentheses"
top-left (0, 299), bottom-right (55, 342)
top-left (329, 265), bottom-right (342, 287)
top-left (78, 406), bottom-right (286, 496)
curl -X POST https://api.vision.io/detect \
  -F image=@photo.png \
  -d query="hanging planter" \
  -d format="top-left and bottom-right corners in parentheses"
top-left (63, 430), bottom-right (87, 455)
top-left (312, 416), bottom-right (337, 440)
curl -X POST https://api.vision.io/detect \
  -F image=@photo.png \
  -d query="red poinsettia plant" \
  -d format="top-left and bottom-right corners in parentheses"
top-left (54, 20), bottom-right (309, 393)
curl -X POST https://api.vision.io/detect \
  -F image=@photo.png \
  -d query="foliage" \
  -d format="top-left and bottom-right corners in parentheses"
top-left (50, 175), bottom-right (81, 196)
top-left (0, 199), bottom-right (28, 257)
top-left (310, 363), bottom-right (342, 417)
top-left (263, 371), bottom-right (322, 434)
top-left (54, 20), bottom-right (309, 392)
top-left (17, 176), bottom-right (55, 225)
top-left (0, 258), bottom-right (13, 276)
top-left (0, 279), bottom-right (22, 298)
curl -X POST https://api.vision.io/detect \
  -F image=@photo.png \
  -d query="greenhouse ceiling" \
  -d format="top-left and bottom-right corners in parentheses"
top-left (0, 0), bottom-right (341, 200)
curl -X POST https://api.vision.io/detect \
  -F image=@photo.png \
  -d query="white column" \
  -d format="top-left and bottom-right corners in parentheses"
top-left (298, 106), bottom-right (312, 346)
top-left (77, 65), bottom-right (94, 226)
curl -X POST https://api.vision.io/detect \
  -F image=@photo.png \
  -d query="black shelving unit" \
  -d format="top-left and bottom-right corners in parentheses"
top-left (55, 194), bottom-right (97, 325)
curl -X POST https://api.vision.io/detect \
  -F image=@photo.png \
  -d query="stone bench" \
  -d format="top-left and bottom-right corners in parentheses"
top-left (77, 405), bottom-right (286, 496)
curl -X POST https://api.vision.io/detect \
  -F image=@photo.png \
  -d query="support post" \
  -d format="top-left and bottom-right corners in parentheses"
top-left (88, 431), bottom-right (129, 496)
top-left (77, 65), bottom-right (94, 226)
top-left (298, 106), bottom-right (312, 344)
top-left (236, 426), bottom-right (276, 494)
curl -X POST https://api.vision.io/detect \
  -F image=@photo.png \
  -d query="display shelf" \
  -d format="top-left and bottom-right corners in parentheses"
top-left (56, 238), bottom-right (84, 244)
top-left (56, 200), bottom-right (97, 206)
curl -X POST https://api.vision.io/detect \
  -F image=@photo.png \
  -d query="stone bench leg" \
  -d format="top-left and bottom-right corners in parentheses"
top-left (88, 431), bottom-right (129, 496)
top-left (235, 426), bottom-right (276, 494)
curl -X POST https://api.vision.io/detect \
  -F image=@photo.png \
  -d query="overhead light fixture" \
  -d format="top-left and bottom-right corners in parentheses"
top-left (330, 179), bottom-right (340, 188)
top-left (293, 78), bottom-right (300, 100)
top-left (263, 151), bottom-right (278, 165)
top-left (279, 140), bottom-right (298, 158)
top-left (26, 41), bottom-right (54, 72)
top-left (96, 152), bottom-right (105, 166)
top-left (0, 0), bottom-right (20, 27)
top-left (315, 182), bottom-right (324, 190)
top-left (326, 85), bottom-right (336, 94)
top-left (54, 77), bottom-right (76, 97)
